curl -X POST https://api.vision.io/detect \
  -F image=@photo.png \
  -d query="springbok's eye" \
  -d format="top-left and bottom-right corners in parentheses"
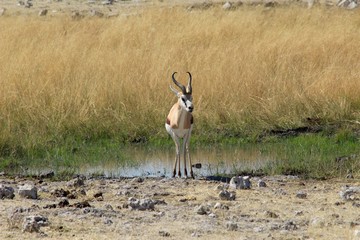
top-left (181, 97), bottom-right (186, 102)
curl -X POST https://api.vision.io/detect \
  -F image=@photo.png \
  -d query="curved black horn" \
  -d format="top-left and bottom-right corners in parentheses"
top-left (187, 72), bottom-right (192, 94)
top-left (172, 72), bottom-right (186, 94)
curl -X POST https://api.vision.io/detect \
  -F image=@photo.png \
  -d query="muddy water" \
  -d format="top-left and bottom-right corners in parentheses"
top-left (82, 145), bottom-right (275, 178)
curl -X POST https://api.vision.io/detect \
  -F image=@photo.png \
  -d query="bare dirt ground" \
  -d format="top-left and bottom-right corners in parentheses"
top-left (0, 0), bottom-right (333, 17)
top-left (1, 175), bottom-right (360, 240)
top-left (0, 0), bottom-right (237, 17)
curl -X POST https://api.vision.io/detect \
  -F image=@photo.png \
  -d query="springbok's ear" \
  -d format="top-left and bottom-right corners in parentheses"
top-left (169, 85), bottom-right (181, 97)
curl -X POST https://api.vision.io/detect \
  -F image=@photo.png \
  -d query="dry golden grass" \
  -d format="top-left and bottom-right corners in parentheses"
top-left (1, 6), bottom-right (360, 147)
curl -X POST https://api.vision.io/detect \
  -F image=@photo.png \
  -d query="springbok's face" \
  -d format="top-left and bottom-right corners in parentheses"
top-left (170, 72), bottom-right (194, 113)
top-left (179, 93), bottom-right (194, 113)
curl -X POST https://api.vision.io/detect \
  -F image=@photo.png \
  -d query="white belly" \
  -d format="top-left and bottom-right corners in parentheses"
top-left (166, 124), bottom-right (192, 138)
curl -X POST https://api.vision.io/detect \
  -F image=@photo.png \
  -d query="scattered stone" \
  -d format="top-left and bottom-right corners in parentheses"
top-left (106, 12), bottom-right (119, 18)
top-left (311, 217), bottom-right (325, 228)
top-left (222, 2), bottom-right (232, 10)
top-left (38, 9), bottom-right (48, 16)
top-left (39, 170), bottom-right (54, 179)
top-left (131, 177), bottom-right (144, 183)
top-left (8, 207), bottom-right (38, 229)
top-left (338, 0), bottom-right (358, 8)
top-left (94, 192), bottom-right (103, 198)
top-left (295, 210), bottom-right (303, 216)
top-left (102, 0), bottom-right (113, 5)
top-left (58, 199), bottom-right (69, 208)
top-left (283, 221), bottom-right (298, 231)
top-left (18, 184), bottom-right (38, 199)
top-left (0, 8), bottom-right (6, 16)
top-left (219, 190), bottom-right (236, 201)
top-left (214, 202), bottom-right (222, 209)
top-left (72, 200), bottom-right (91, 208)
top-left (214, 202), bottom-right (229, 210)
top-left (253, 226), bottom-right (265, 233)
top-left (43, 204), bottom-right (56, 209)
top-left (275, 189), bottom-right (287, 195)
top-left (21, 0), bottom-right (33, 8)
top-left (89, 9), bottom-right (104, 17)
top-left (354, 229), bottom-right (360, 238)
top-left (105, 204), bottom-right (114, 211)
top-left (195, 204), bottom-right (210, 215)
top-left (264, 1), bottom-right (278, 8)
top-left (340, 186), bottom-right (360, 201)
top-left (334, 201), bottom-right (345, 206)
top-left (215, 184), bottom-right (227, 191)
top-left (187, 2), bottom-right (213, 11)
top-left (296, 191), bottom-right (307, 199)
top-left (71, 11), bottom-right (83, 20)
top-left (191, 232), bottom-right (201, 237)
top-left (208, 213), bottom-right (217, 218)
top-left (159, 230), bottom-right (170, 237)
top-left (226, 221), bottom-right (238, 231)
top-left (353, 202), bottom-right (360, 208)
top-left (258, 179), bottom-right (267, 188)
top-left (229, 176), bottom-right (251, 189)
top-left (18, 0), bottom-right (33, 8)
top-left (103, 218), bottom-right (113, 225)
top-left (0, 185), bottom-right (15, 199)
top-left (67, 177), bottom-right (85, 188)
top-left (265, 210), bottom-right (279, 218)
top-left (128, 197), bottom-right (155, 211)
top-left (51, 188), bottom-right (70, 198)
top-left (22, 215), bottom-right (49, 233)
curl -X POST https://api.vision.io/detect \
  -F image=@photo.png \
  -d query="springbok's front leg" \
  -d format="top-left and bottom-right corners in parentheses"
top-left (171, 135), bottom-right (181, 178)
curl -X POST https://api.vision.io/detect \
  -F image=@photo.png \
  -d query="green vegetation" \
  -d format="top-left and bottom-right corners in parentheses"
top-left (0, 6), bottom-right (360, 178)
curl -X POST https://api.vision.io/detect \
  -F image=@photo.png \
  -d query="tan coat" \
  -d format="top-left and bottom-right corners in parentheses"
top-left (166, 102), bottom-right (193, 130)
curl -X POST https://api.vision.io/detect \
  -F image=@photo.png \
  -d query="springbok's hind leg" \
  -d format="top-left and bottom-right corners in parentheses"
top-left (184, 132), bottom-right (194, 178)
top-left (182, 140), bottom-right (188, 177)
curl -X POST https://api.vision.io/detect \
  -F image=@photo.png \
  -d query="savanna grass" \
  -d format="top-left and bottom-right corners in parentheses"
top-left (0, 6), bottom-right (360, 162)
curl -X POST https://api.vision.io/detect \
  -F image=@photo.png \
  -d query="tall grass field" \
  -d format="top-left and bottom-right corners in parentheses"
top-left (0, 6), bottom-right (360, 177)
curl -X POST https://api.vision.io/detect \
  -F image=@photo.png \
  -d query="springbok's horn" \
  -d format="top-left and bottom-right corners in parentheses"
top-left (186, 72), bottom-right (192, 94)
top-left (172, 72), bottom-right (186, 94)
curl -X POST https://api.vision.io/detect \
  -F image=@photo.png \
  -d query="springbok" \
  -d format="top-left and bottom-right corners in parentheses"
top-left (165, 72), bottom-right (194, 178)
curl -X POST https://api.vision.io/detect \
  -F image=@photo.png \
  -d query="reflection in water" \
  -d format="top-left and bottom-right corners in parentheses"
top-left (83, 145), bottom-right (275, 178)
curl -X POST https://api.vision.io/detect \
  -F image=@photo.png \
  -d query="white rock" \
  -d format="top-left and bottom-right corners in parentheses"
top-left (195, 205), bottom-right (210, 215)
top-left (208, 213), bottom-right (217, 218)
top-left (296, 191), bottom-right (307, 199)
top-left (219, 190), bottom-right (236, 201)
top-left (214, 202), bottom-right (222, 209)
top-left (22, 215), bottom-right (49, 233)
top-left (229, 176), bottom-right (251, 189)
top-left (0, 8), bottom-right (6, 16)
top-left (340, 186), bottom-right (360, 201)
top-left (226, 221), bottom-right (238, 231)
top-left (347, 1), bottom-right (357, 9)
top-left (0, 185), bottom-right (15, 199)
top-left (354, 229), bottom-right (360, 238)
top-left (222, 2), bottom-right (232, 10)
top-left (18, 184), bottom-right (37, 199)
top-left (128, 197), bottom-right (155, 210)
top-left (39, 9), bottom-right (48, 16)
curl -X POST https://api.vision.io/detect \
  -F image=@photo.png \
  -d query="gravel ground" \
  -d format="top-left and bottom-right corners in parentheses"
top-left (1, 175), bottom-right (360, 239)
